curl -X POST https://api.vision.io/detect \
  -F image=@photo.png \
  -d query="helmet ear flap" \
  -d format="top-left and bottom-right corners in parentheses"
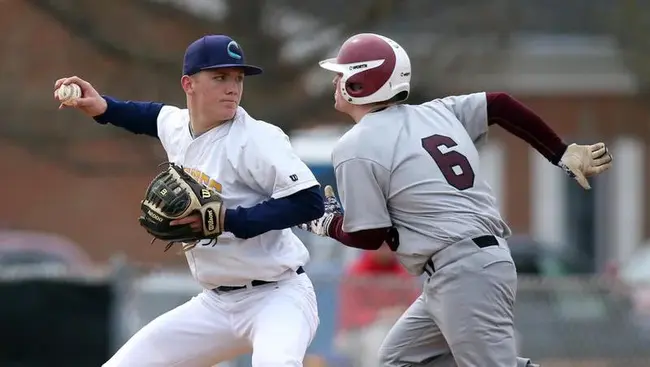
top-left (348, 82), bottom-right (363, 92)
top-left (345, 80), bottom-right (364, 100)
top-left (337, 73), bottom-right (358, 103)
top-left (344, 72), bottom-right (371, 99)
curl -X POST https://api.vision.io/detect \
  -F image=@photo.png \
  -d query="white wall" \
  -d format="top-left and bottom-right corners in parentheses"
top-left (530, 149), bottom-right (567, 249)
top-left (608, 137), bottom-right (645, 265)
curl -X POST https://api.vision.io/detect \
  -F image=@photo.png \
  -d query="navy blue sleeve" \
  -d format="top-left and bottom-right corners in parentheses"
top-left (224, 185), bottom-right (324, 239)
top-left (93, 96), bottom-right (163, 138)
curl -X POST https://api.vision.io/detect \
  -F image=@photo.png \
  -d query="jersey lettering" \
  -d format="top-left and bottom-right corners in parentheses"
top-left (421, 134), bottom-right (475, 190)
top-left (185, 168), bottom-right (223, 193)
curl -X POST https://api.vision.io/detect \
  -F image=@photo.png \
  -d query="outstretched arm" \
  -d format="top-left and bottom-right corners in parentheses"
top-left (486, 92), bottom-right (567, 164)
top-left (486, 92), bottom-right (613, 189)
top-left (328, 215), bottom-right (391, 250)
top-left (54, 76), bottom-right (162, 139)
top-left (224, 185), bottom-right (324, 239)
top-left (93, 96), bottom-right (162, 138)
top-left (299, 145), bottom-right (395, 252)
top-left (171, 183), bottom-right (325, 240)
top-left (299, 186), bottom-right (391, 251)
top-left (438, 92), bottom-right (612, 189)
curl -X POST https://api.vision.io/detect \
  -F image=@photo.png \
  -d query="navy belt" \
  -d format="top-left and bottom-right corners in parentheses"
top-left (423, 235), bottom-right (498, 276)
top-left (214, 266), bottom-right (305, 293)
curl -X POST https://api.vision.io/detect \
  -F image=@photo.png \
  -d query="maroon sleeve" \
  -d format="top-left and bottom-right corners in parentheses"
top-left (486, 92), bottom-right (568, 165)
top-left (328, 215), bottom-right (390, 250)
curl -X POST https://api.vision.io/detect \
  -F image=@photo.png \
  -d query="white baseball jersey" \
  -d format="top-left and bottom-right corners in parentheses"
top-left (332, 92), bottom-right (511, 275)
top-left (156, 105), bottom-right (319, 288)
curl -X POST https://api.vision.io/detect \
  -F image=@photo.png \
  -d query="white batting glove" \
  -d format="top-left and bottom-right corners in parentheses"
top-left (299, 185), bottom-right (343, 237)
top-left (558, 142), bottom-right (613, 190)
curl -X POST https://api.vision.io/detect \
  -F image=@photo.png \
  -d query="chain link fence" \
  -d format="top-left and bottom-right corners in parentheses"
top-left (1, 262), bottom-right (648, 366)
top-left (114, 268), bottom-right (650, 367)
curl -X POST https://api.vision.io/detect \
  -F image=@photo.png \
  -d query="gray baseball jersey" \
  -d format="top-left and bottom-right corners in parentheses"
top-left (332, 92), bottom-right (511, 275)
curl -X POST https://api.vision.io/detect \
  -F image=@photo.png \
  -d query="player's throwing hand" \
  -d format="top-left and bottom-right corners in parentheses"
top-left (559, 142), bottom-right (613, 190)
top-left (54, 76), bottom-right (107, 117)
top-left (299, 185), bottom-right (342, 236)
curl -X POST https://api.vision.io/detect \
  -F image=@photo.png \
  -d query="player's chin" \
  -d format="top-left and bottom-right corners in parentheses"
top-left (217, 104), bottom-right (238, 119)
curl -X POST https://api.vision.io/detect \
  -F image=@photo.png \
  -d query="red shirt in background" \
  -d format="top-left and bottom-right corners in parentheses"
top-left (337, 248), bottom-right (420, 332)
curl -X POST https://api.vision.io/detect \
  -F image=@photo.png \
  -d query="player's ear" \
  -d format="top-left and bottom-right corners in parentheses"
top-left (181, 75), bottom-right (194, 94)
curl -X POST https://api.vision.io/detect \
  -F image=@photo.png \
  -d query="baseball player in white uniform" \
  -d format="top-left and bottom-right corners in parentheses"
top-left (54, 35), bottom-right (324, 366)
top-left (301, 33), bottom-right (613, 366)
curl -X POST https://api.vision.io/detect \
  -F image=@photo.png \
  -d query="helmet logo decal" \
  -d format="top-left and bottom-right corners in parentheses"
top-left (227, 41), bottom-right (242, 60)
top-left (349, 63), bottom-right (368, 70)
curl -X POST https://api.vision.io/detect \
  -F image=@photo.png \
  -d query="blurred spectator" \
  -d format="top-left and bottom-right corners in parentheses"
top-left (335, 243), bottom-right (420, 367)
top-left (0, 229), bottom-right (95, 275)
top-left (303, 354), bottom-right (330, 367)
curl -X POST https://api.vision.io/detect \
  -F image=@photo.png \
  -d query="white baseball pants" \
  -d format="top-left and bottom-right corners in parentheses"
top-left (103, 272), bottom-right (319, 367)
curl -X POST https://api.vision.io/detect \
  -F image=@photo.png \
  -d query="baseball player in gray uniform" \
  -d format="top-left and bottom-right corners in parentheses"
top-left (301, 33), bottom-right (613, 366)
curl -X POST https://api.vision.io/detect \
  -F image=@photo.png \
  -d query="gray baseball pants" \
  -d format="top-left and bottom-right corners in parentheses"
top-left (378, 236), bottom-right (538, 367)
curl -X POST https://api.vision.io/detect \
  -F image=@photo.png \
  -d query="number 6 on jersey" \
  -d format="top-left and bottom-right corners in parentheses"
top-left (421, 134), bottom-right (475, 190)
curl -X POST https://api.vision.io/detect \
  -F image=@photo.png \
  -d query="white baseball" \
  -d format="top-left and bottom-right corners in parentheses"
top-left (56, 83), bottom-right (82, 106)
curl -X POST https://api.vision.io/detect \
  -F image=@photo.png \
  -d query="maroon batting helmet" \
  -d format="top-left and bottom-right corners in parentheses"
top-left (319, 33), bottom-right (411, 105)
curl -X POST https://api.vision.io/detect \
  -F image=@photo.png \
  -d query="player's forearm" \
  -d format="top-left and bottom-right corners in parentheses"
top-left (486, 92), bottom-right (568, 165)
top-left (224, 185), bottom-right (324, 239)
top-left (93, 96), bottom-right (162, 138)
top-left (328, 215), bottom-right (390, 250)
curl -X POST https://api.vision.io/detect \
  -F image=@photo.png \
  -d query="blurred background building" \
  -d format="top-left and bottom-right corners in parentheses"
top-left (1, 0), bottom-right (650, 366)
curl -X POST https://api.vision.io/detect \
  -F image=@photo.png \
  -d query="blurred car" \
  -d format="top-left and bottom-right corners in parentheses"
top-left (515, 277), bottom-right (650, 364)
top-left (507, 234), bottom-right (592, 276)
top-left (616, 245), bottom-right (650, 331)
top-left (508, 236), bottom-right (650, 363)
top-left (618, 245), bottom-right (650, 285)
top-left (0, 229), bottom-right (94, 274)
top-left (127, 269), bottom-right (202, 331)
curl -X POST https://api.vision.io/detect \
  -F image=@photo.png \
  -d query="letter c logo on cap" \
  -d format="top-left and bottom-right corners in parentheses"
top-left (227, 41), bottom-right (242, 60)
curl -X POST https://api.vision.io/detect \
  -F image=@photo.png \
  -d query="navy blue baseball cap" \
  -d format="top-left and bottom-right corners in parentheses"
top-left (182, 35), bottom-right (263, 76)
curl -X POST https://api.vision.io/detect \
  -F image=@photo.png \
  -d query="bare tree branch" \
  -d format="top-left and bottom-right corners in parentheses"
top-left (6, 0), bottom-right (520, 175)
